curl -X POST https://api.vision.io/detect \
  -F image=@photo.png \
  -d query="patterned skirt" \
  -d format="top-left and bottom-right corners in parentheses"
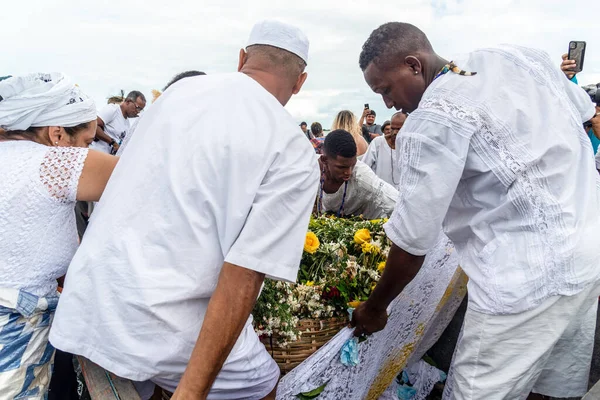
top-left (0, 288), bottom-right (58, 400)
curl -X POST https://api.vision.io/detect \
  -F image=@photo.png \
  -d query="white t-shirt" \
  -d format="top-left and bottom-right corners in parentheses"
top-left (50, 73), bottom-right (319, 382)
top-left (384, 45), bottom-right (600, 315)
top-left (319, 160), bottom-right (398, 219)
top-left (362, 136), bottom-right (399, 188)
top-left (90, 104), bottom-right (129, 154)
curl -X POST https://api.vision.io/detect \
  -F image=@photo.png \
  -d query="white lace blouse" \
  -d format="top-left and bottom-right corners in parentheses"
top-left (0, 141), bottom-right (88, 297)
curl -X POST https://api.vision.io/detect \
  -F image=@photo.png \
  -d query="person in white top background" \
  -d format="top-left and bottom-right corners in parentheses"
top-left (351, 22), bottom-right (600, 400)
top-left (362, 111), bottom-right (407, 188)
top-left (0, 73), bottom-right (117, 400)
top-left (90, 90), bottom-right (146, 155)
top-left (49, 20), bottom-right (319, 400)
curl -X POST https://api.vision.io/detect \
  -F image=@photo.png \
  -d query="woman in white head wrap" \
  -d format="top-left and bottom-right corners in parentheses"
top-left (0, 73), bottom-right (118, 399)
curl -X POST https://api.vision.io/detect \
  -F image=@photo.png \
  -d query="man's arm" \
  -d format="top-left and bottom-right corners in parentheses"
top-left (351, 104), bottom-right (474, 336)
top-left (359, 107), bottom-right (369, 127)
top-left (352, 244), bottom-right (425, 336)
top-left (94, 116), bottom-right (113, 144)
top-left (369, 125), bottom-right (383, 140)
top-left (172, 263), bottom-right (265, 399)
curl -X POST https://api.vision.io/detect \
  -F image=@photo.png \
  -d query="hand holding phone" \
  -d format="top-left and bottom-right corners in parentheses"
top-left (567, 41), bottom-right (586, 74)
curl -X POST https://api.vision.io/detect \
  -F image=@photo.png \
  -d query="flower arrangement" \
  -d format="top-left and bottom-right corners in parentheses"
top-left (253, 216), bottom-right (391, 346)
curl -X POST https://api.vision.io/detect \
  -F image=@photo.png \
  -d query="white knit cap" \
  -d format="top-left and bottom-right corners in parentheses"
top-left (246, 20), bottom-right (309, 64)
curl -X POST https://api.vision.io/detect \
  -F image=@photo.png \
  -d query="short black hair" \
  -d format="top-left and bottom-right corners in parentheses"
top-left (300, 121), bottom-right (307, 127)
top-left (367, 110), bottom-right (376, 117)
top-left (126, 90), bottom-right (146, 103)
top-left (311, 122), bottom-right (323, 136)
top-left (323, 129), bottom-right (357, 159)
top-left (164, 70), bottom-right (206, 91)
top-left (381, 120), bottom-right (391, 131)
top-left (359, 22), bottom-right (434, 71)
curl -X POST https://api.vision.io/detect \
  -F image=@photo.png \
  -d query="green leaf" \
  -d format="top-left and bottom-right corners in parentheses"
top-left (296, 381), bottom-right (329, 399)
top-left (422, 354), bottom-right (438, 368)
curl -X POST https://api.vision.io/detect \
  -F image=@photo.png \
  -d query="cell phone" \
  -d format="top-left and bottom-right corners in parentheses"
top-left (364, 103), bottom-right (369, 109)
top-left (568, 41), bottom-right (586, 73)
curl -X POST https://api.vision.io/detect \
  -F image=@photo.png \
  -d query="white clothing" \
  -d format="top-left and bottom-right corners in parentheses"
top-left (0, 73), bottom-right (96, 131)
top-left (50, 73), bottom-right (320, 395)
top-left (116, 117), bottom-right (140, 156)
top-left (319, 160), bottom-right (397, 219)
top-left (443, 280), bottom-right (600, 400)
top-left (384, 45), bottom-right (600, 315)
top-left (0, 141), bottom-right (88, 296)
top-left (133, 324), bottom-right (279, 400)
top-left (152, 323), bottom-right (280, 399)
top-left (362, 136), bottom-right (399, 188)
top-left (90, 104), bottom-right (129, 154)
top-left (595, 144), bottom-right (600, 170)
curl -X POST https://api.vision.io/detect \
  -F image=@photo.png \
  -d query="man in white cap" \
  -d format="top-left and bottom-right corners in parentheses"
top-left (50, 20), bottom-right (317, 400)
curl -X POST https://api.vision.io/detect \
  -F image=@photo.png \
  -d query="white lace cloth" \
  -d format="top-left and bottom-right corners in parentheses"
top-left (0, 141), bottom-right (88, 296)
top-left (276, 234), bottom-right (466, 400)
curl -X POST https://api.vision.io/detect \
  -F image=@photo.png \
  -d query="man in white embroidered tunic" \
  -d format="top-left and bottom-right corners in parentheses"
top-left (351, 23), bottom-right (600, 400)
top-left (50, 20), bottom-right (318, 400)
top-left (317, 129), bottom-right (397, 220)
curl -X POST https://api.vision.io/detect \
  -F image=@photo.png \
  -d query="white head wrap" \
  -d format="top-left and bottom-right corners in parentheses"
top-left (246, 20), bottom-right (310, 64)
top-left (0, 72), bottom-right (97, 131)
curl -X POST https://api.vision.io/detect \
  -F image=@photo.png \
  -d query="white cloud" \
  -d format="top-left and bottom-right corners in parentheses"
top-left (1, 0), bottom-right (598, 127)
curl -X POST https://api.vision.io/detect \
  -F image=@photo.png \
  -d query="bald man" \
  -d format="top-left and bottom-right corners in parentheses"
top-left (362, 111), bottom-right (407, 188)
top-left (50, 21), bottom-right (318, 400)
top-left (352, 22), bottom-right (600, 400)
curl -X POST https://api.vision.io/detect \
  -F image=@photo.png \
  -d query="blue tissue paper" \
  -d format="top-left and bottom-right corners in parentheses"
top-left (340, 337), bottom-right (360, 367)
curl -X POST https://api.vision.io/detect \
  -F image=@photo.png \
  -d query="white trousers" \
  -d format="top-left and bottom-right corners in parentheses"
top-left (444, 280), bottom-right (600, 400)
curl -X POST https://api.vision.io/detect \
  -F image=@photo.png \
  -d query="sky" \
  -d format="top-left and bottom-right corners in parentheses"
top-left (2, 0), bottom-right (599, 128)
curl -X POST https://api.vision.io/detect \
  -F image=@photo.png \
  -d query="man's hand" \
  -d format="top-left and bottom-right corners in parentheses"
top-left (349, 244), bottom-right (425, 338)
top-left (361, 107), bottom-right (370, 119)
top-left (351, 301), bottom-right (388, 337)
top-left (561, 53), bottom-right (577, 80)
top-left (110, 142), bottom-right (120, 154)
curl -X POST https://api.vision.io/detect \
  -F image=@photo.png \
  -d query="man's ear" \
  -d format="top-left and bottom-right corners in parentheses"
top-left (405, 55), bottom-right (423, 75)
top-left (238, 48), bottom-right (248, 72)
top-left (292, 72), bottom-right (308, 95)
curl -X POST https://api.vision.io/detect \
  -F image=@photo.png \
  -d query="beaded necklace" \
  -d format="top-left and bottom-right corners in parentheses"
top-left (433, 61), bottom-right (477, 82)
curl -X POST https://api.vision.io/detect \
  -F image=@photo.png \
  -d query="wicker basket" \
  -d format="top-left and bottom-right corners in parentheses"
top-left (261, 316), bottom-right (348, 374)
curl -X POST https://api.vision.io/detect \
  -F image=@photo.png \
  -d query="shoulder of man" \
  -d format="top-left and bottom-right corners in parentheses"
top-left (98, 103), bottom-right (120, 122)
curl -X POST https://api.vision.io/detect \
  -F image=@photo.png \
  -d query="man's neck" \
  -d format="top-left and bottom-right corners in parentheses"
top-left (318, 159), bottom-right (344, 194)
top-left (119, 103), bottom-right (128, 119)
top-left (240, 68), bottom-right (288, 106)
top-left (423, 54), bottom-right (450, 89)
